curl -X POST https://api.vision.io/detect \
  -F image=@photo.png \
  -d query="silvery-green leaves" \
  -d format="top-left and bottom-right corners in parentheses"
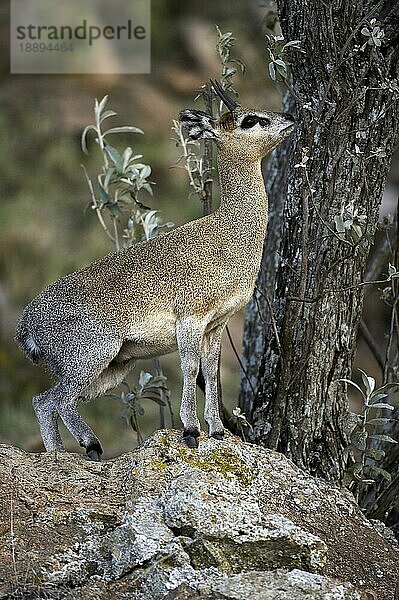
top-left (294, 147), bottom-right (310, 169)
top-left (378, 263), bottom-right (399, 304)
top-left (81, 95), bottom-right (174, 251)
top-left (360, 19), bottom-right (385, 49)
top-left (81, 95), bottom-right (143, 156)
top-left (334, 201), bottom-right (367, 245)
top-left (388, 263), bottom-right (399, 280)
top-left (124, 209), bottom-right (174, 245)
top-left (112, 372), bottom-right (172, 443)
top-left (266, 34), bottom-right (304, 83)
top-left (340, 369), bottom-right (398, 488)
top-left (230, 407), bottom-right (252, 442)
top-left (215, 26), bottom-right (245, 101)
top-left (172, 119), bottom-right (208, 201)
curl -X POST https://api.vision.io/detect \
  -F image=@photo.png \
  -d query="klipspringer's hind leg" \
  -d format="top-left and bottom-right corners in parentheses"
top-left (176, 318), bottom-right (205, 448)
top-left (30, 315), bottom-right (125, 458)
top-left (202, 324), bottom-right (225, 439)
top-left (34, 379), bottom-right (104, 460)
top-left (56, 357), bottom-right (136, 461)
top-left (38, 332), bottom-right (123, 459)
top-left (32, 390), bottom-right (64, 452)
top-left (59, 358), bottom-right (136, 460)
top-left (56, 391), bottom-right (104, 461)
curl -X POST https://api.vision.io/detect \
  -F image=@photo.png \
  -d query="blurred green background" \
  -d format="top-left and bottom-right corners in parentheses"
top-left (0, 0), bottom-right (283, 456)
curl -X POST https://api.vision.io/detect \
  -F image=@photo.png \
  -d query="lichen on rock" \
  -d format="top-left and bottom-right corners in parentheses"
top-left (0, 429), bottom-right (398, 599)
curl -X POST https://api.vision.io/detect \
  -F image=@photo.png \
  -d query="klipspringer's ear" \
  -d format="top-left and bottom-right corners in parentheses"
top-left (179, 109), bottom-right (220, 140)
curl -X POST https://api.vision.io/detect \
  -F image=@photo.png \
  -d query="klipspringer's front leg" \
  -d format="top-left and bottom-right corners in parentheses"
top-left (176, 318), bottom-right (205, 448)
top-left (201, 324), bottom-right (226, 439)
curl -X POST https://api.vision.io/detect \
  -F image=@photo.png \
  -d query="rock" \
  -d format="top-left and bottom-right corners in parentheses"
top-left (198, 569), bottom-right (363, 599)
top-left (0, 430), bottom-right (398, 599)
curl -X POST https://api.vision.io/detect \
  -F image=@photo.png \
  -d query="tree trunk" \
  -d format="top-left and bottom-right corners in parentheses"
top-left (240, 0), bottom-right (399, 481)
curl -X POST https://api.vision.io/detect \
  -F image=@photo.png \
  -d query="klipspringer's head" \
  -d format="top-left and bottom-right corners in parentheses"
top-left (179, 80), bottom-right (295, 162)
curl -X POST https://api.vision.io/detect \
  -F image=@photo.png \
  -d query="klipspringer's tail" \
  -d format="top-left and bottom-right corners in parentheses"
top-left (15, 315), bottom-right (42, 364)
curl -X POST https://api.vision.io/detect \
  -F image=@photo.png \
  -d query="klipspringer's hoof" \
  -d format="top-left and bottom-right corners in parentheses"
top-left (183, 428), bottom-right (200, 449)
top-left (86, 442), bottom-right (103, 462)
top-left (211, 430), bottom-right (224, 441)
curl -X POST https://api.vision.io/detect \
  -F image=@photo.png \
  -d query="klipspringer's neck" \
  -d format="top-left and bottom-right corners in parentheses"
top-left (215, 152), bottom-right (268, 232)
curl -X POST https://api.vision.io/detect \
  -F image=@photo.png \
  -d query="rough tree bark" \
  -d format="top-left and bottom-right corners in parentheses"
top-left (240, 1), bottom-right (399, 481)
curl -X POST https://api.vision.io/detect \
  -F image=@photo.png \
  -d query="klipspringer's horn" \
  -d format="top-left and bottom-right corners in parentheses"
top-left (210, 79), bottom-right (239, 112)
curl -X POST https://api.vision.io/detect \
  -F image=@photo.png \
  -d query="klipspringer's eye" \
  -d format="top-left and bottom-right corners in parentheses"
top-left (258, 117), bottom-right (271, 127)
top-left (241, 115), bottom-right (259, 129)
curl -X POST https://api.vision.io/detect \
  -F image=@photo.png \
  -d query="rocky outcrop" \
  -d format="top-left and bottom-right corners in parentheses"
top-left (0, 430), bottom-right (397, 599)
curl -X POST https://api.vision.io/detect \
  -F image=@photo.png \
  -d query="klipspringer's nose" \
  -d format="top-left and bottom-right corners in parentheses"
top-left (283, 112), bottom-right (295, 122)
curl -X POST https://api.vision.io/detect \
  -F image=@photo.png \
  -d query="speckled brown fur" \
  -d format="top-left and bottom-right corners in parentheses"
top-left (15, 92), bottom-right (294, 458)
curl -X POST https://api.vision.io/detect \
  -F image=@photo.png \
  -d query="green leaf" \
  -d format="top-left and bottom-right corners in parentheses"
top-left (107, 202), bottom-right (123, 217)
top-left (139, 371), bottom-right (152, 388)
top-left (369, 465), bottom-right (392, 481)
top-left (367, 417), bottom-right (391, 425)
top-left (105, 144), bottom-right (123, 172)
top-left (274, 58), bottom-right (286, 68)
top-left (104, 126), bottom-right (144, 137)
top-left (146, 378), bottom-right (168, 388)
top-left (140, 164), bottom-right (152, 179)
top-left (81, 124), bottom-right (97, 154)
top-left (276, 65), bottom-right (287, 78)
top-left (334, 215), bottom-right (345, 233)
top-left (369, 403), bottom-right (394, 411)
top-left (143, 183), bottom-right (154, 196)
top-left (346, 462), bottom-right (363, 475)
top-left (97, 180), bottom-right (112, 205)
top-left (104, 167), bottom-right (116, 189)
top-left (339, 378), bottom-right (365, 398)
top-left (368, 434), bottom-right (398, 444)
top-left (100, 110), bottom-right (117, 123)
top-left (351, 430), bottom-right (368, 450)
top-left (283, 40), bottom-right (302, 49)
top-left (370, 392), bottom-right (388, 401)
top-left (268, 62), bottom-right (276, 81)
top-left (123, 147), bottom-right (133, 171)
top-left (358, 369), bottom-right (375, 396)
top-left (366, 447), bottom-right (386, 460)
top-left (97, 95), bottom-right (109, 115)
top-left (375, 382), bottom-right (399, 392)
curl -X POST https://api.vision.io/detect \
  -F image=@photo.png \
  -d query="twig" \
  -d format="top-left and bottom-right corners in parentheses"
top-left (81, 165), bottom-right (116, 244)
top-left (359, 319), bottom-right (385, 373)
top-left (202, 82), bottom-right (214, 216)
top-left (255, 285), bottom-right (282, 355)
top-left (112, 217), bottom-right (120, 252)
top-left (226, 326), bottom-right (256, 398)
top-left (367, 472), bottom-right (399, 520)
top-left (384, 296), bottom-right (399, 384)
top-left (153, 357), bottom-right (165, 429)
top-left (383, 198), bottom-right (399, 384)
top-left (10, 468), bottom-right (18, 582)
